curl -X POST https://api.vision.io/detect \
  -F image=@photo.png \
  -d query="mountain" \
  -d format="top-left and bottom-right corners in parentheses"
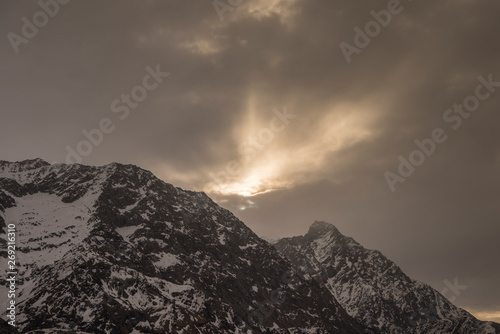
top-left (274, 221), bottom-right (500, 334)
top-left (0, 159), bottom-right (364, 333)
top-left (1, 159), bottom-right (498, 334)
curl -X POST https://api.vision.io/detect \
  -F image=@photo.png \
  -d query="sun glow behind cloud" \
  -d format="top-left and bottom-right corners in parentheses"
top-left (151, 89), bottom-right (386, 199)
top-left (198, 96), bottom-right (384, 197)
top-left (213, 175), bottom-right (283, 197)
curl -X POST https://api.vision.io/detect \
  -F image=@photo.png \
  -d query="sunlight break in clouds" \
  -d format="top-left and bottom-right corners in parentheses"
top-left (200, 96), bottom-right (382, 197)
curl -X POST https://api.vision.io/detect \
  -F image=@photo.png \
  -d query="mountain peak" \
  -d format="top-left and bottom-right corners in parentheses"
top-left (276, 222), bottom-right (500, 334)
top-left (0, 158), bottom-right (51, 175)
top-left (0, 158), bottom-right (50, 169)
top-left (307, 220), bottom-right (341, 237)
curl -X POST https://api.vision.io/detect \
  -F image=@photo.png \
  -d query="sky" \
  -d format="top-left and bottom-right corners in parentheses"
top-left (1, 0), bottom-right (499, 322)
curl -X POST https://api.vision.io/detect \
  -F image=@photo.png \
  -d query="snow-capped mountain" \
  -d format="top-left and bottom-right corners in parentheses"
top-left (0, 159), bottom-right (364, 333)
top-left (274, 221), bottom-right (500, 334)
top-left (1, 159), bottom-right (498, 333)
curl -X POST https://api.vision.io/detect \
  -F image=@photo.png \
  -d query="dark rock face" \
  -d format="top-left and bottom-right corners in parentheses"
top-left (0, 160), bottom-right (364, 333)
top-left (274, 221), bottom-right (500, 334)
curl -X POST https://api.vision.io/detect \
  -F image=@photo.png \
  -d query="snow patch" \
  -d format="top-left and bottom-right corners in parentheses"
top-left (154, 253), bottom-right (181, 269)
top-left (4, 193), bottom-right (95, 269)
top-left (116, 225), bottom-right (143, 243)
top-left (239, 243), bottom-right (257, 250)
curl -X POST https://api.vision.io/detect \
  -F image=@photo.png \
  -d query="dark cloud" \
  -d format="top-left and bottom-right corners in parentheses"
top-left (1, 0), bottom-right (499, 320)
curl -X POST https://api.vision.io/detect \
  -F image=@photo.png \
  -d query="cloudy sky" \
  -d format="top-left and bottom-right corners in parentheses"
top-left (1, 0), bottom-right (499, 322)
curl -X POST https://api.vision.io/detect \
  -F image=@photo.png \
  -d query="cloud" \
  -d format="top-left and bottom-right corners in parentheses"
top-left (179, 38), bottom-right (224, 56)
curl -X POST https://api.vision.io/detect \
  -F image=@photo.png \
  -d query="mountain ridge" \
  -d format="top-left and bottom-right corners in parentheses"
top-left (0, 159), bottom-right (498, 333)
top-left (275, 221), bottom-right (500, 334)
top-left (0, 159), bottom-right (364, 333)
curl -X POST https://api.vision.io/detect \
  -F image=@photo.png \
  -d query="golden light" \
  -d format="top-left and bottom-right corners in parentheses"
top-left (207, 165), bottom-right (291, 197)
top-left (471, 311), bottom-right (500, 322)
top-left (199, 98), bottom-right (384, 197)
top-left (216, 176), bottom-right (267, 197)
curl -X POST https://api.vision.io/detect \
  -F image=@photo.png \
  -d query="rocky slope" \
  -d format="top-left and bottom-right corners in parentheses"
top-left (274, 221), bottom-right (500, 334)
top-left (0, 159), bottom-right (364, 333)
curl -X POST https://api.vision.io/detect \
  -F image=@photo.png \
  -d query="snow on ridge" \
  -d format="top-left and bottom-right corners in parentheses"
top-left (153, 253), bottom-right (181, 269)
top-left (118, 188), bottom-right (148, 214)
top-left (0, 191), bottom-right (100, 314)
top-left (239, 243), bottom-right (257, 250)
top-left (0, 161), bottom-right (116, 186)
top-left (4, 193), bottom-right (96, 268)
top-left (311, 232), bottom-right (336, 263)
top-left (116, 224), bottom-right (143, 243)
top-left (0, 166), bottom-right (51, 185)
top-left (218, 233), bottom-right (227, 245)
